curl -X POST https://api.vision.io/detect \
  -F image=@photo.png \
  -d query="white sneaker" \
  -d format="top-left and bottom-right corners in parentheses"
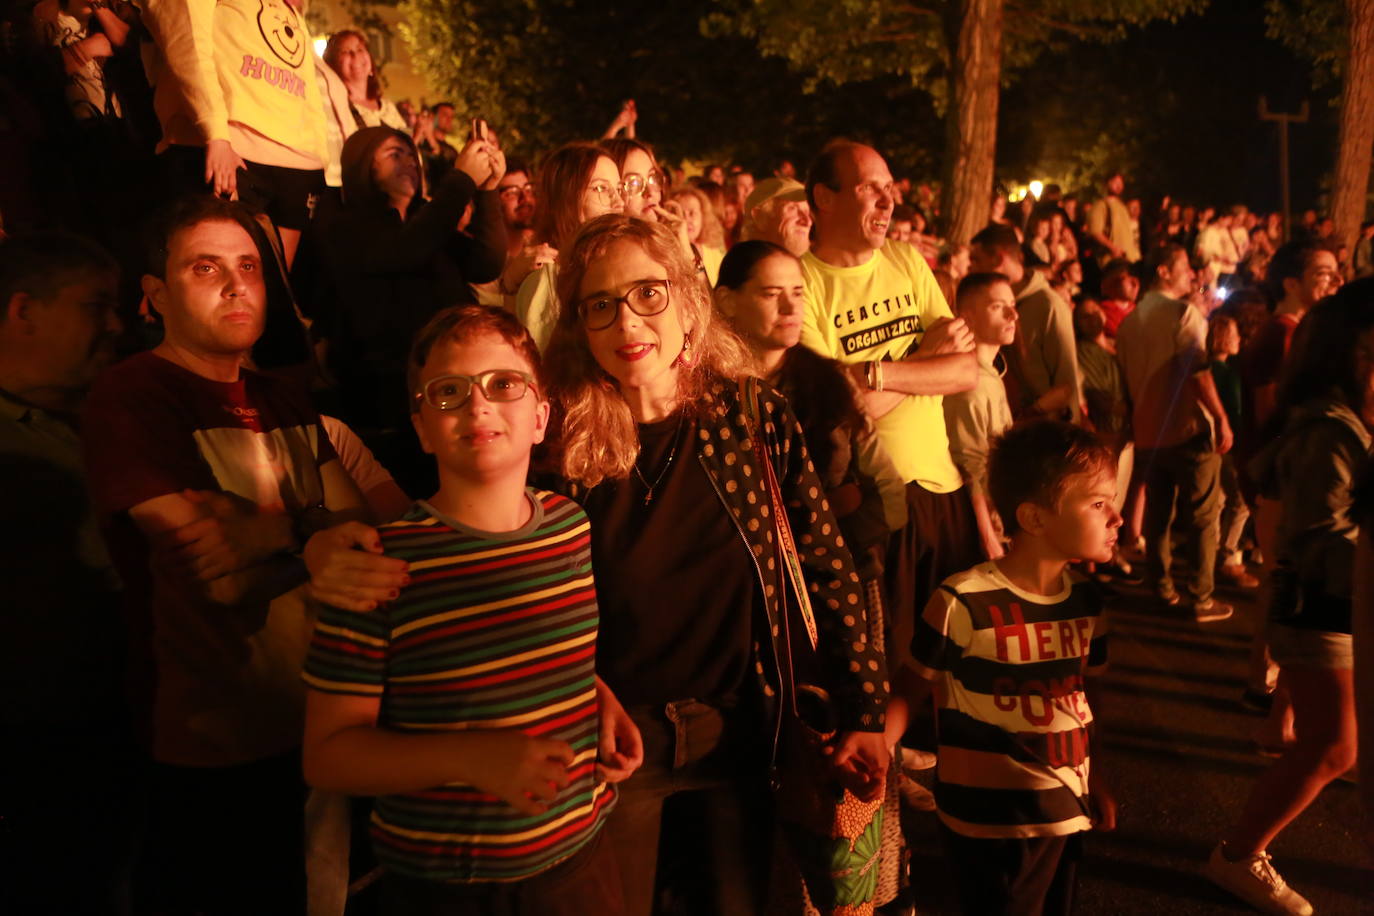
top-left (1204, 842), bottom-right (1313, 916)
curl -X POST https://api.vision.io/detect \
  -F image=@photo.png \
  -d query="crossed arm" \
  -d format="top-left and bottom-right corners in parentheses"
top-left (845, 316), bottom-right (979, 419)
top-left (127, 459), bottom-right (368, 608)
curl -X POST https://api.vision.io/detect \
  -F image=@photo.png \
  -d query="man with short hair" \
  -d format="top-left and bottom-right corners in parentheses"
top-left (82, 196), bottom-right (369, 913)
top-left (969, 223), bottom-right (1082, 423)
top-left (799, 140), bottom-right (980, 675)
top-left (496, 155), bottom-right (536, 253)
top-left (1243, 241), bottom-right (1340, 430)
top-left (1086, 172), bottom-right (1141, 264)
top-left (1116, 242), bottom-right (1233, 621)
top-left (740, 177), bottom-right (813, 256)
top-left (0, 232), bottom-right (135, 914)
top-left (1196, 210), bottom-right (1241, 286)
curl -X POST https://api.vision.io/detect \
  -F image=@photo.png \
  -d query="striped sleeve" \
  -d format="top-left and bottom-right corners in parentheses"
top-left (910, 585), bottom-right (969, 680)
top-left (303, 599), bottom-right (392, 697)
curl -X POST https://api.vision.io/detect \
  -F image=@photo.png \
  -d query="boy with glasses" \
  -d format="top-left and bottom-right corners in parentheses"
top-left (302, 305), bottom-right (635, 914)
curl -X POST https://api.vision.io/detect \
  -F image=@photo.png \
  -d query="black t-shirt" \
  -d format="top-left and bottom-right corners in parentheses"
top-left (582, 410), bottom-right (754, 708)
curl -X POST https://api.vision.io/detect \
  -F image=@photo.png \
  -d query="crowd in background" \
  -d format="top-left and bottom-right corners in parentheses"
top-left (2, 4), bottom-right (1374, 916)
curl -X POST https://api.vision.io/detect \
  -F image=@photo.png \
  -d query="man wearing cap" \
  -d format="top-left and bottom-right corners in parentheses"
top-left (741, 177), bottom-right (813, 256)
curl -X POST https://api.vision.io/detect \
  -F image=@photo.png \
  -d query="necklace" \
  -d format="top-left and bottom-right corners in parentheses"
top-left (633, 412), bottom-right (684, 506)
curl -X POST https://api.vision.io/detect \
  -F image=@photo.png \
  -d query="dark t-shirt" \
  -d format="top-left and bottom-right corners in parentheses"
top-left (83, 352), bottom-right (336, 765)
top-left (581, 410), bottom-right (754, 708)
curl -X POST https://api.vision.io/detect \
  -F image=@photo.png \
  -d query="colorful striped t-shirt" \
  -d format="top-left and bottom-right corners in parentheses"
top-left (303, 490), bottom-right (614, 882)
top-left (910, 562), bottom-right (1108, 839)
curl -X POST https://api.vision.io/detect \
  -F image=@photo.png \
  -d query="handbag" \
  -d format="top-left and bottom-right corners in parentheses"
top-left (740, 378), bottom-right (886, 916)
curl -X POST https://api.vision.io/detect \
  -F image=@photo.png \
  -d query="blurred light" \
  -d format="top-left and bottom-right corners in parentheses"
top-left (1029, 180), bottom-right (1044, 200)
top-left (314, 36), bottom-right (329, 57)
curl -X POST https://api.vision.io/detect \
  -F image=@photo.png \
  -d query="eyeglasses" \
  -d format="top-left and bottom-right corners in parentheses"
top-left (619, 171), bottom-right (662, 199)
top-left (497, 183), bottom-right (535, 201)
top-left (585, 180), bottom-right (623, 204)
top-left (415, 369), bottom-right (537, 410)
top-left (577, 280), bottom-right (672, 330)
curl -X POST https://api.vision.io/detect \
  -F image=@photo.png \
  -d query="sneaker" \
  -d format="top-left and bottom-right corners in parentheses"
top-left (1157, 584), bottom-right (1181, 606)
top-left (897, 772), bottom-right (936, 811)
top-left (1219, 564), bottom-right (1261, 589)
top-left (901, 747), bottom-right (937, 772)
top-left (1204, 843), bottom-right (1313, 916)
top-left (1193, 598), bottom-right (1233, 622)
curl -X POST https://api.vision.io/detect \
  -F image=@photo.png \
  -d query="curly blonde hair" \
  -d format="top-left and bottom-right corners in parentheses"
top-left (668, 186), bottom-right (725, 250)
top-left (546, 214), bottom-right (757, 486)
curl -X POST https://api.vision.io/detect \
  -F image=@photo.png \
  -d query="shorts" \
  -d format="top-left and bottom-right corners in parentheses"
top-left (1268, 624), bottom-right (1353, 671)
top-left (160, 145), bottom-right (324, 229)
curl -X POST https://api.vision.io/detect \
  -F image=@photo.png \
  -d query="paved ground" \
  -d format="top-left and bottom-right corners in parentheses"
top-left (901, 576), bottom-right (1374, 915)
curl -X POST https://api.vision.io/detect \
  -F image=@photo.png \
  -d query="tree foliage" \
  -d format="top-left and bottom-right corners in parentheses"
top-left (704, 0), bottom-right (1208, 112)
top-left (1265, 0), bottom-right (1347, 86)
top-left (394, 0), bottom-right (948, 171)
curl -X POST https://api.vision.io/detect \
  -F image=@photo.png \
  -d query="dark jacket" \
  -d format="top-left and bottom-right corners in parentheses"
top-left (304, 126), bottom-right (506, 429)
top-left (564, 378), bottom-right (889, 739)
top-left (772, 345), bottom-right (904, 580)
top-left (1251, 394), bottom-right (1372, 633)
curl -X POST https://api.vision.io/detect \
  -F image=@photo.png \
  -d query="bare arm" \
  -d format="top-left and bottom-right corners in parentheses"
top-left (302, 690), bottom-right (575, 814)
top-left (132, 459), bottom-right (369, 607)
top-left (91, 5), bottom-right (130, 47)
top-left (1190, 369), bottom-right (1233, 454)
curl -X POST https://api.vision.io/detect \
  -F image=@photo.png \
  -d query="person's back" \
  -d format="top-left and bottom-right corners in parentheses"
top-left (1116, 288), bottom-right (1206, 449)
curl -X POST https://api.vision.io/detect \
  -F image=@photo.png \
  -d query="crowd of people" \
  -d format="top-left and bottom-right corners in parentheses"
top-left (3, 4), bottom-right (1374, 916)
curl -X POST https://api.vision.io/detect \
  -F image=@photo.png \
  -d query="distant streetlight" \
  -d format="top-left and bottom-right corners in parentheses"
top-left (314, 36), bottom-right (329, 58)
top-left (1259, 97), bottom-right (1308, 243)
top-left (1029, 180), bottom-right (1044, 200)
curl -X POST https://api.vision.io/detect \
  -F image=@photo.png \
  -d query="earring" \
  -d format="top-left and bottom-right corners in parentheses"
top-left (673, 332), bottom-right (696, 369)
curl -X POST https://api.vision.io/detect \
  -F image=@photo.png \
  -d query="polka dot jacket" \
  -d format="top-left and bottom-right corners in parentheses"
top-left (572, 376), bottom-right (890, 735)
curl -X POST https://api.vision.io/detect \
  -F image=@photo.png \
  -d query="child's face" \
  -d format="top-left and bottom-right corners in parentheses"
top-left (1035, 468), bottom-right (1121, 564)
top-left (959, 281), bottom-right (1017, 347)
top-left (411, 332), bottom-right (549, 482)
top-left (1212, 320), bottom-right (1240, 357)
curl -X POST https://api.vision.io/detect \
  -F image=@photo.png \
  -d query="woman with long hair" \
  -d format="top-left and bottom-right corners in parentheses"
top-left (323, 30), bottom-right (406, 131)
top-left (714, 240), bottom-right (909, 908)
top-left (665, 185), bottom-right (725, 285)
top-left (546, 215), bottom-right (890, 915)
top-left (598, 138), bottom-right (663, 221)
top-left (513, 142), bottom-right (624, 349)
top-left (1206, 279), bottom-right (1374, 914)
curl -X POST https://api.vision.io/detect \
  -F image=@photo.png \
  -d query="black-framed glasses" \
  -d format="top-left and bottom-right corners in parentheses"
top-left (577, 280), bottom-right (672, 330)
top-left (415, 369), bottom-right (537, 410)
top-left (619, 171), bottom-right (662, 199)
top-left (497, 182), bottom-right (535, 200)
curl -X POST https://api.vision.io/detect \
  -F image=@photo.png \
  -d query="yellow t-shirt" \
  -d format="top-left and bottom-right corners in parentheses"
top-left (800, 240), bottom-right (963, 492)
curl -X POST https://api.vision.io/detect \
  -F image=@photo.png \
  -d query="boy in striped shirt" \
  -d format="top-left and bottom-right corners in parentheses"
top-left (302, 306), bottom-right (634, 913)
top-left (909, 420), bottom-right (1119, 915)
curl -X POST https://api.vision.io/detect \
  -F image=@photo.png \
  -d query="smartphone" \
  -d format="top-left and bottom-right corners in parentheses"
top-left (471, 118), bottom-right (488, 143)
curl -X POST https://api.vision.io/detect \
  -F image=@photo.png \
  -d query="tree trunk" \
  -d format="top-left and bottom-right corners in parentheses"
top-left (940, 0), bottom-right (1004, 246)
top-left (1332, 0), bottom-right (1374, 262)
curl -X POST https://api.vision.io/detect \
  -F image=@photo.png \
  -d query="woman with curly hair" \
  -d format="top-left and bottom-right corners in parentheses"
top-left (546, 215), bottom-right (891, 914)
top-left (665, 185), bottom-right (725, 285)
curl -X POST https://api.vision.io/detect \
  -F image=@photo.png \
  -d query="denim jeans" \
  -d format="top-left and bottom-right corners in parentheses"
top-left (606, 701), bottom-right (773, 916)
top-left (1140, 437), bottom-right (1223, 602)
